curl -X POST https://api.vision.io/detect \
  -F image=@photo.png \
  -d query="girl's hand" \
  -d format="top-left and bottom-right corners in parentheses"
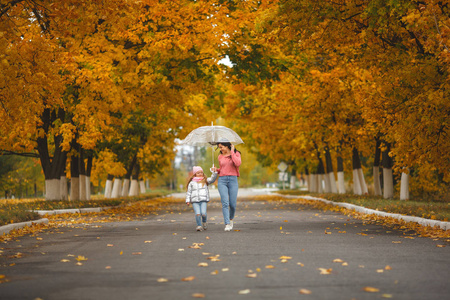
top-left (186, 202), bottom-right (190, 206)
top-left (210, 167), bottom-right (217, 172)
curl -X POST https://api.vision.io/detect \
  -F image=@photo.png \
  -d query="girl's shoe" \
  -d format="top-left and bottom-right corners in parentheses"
top-left (224, 224), bottom-right (232, 231)
top-left (202, 223), bottom-right (207, 230)
top-left (230, 220), bottom-right (234, 229)
top-left (196, 226), bottom-right (203, 231)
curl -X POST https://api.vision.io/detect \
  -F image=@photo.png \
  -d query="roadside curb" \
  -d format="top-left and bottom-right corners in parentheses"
top-left (273, 193), bottom-right (450, 231)
top-left (0, 207), bottom-right (113, 237)
top-left (0, 218), bottom-right (49, 236)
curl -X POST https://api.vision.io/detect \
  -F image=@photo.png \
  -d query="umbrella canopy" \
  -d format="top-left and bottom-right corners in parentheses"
top-left (180, 125), bottom-right (244, 147)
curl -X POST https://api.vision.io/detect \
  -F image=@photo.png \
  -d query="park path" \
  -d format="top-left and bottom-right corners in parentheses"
top-left (0, 193), bottom-right (449, 300)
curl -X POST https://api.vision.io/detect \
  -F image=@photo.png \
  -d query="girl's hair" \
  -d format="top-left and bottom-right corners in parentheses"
top-left (186, 173), bottom-right (208, 190)
top-left (218, 142), bottom-right (241, 154)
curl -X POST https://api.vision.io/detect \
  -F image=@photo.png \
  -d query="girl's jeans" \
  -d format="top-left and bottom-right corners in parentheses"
top-left (192, 201), bottom-right (207, 226)
top-left (218, 176), bottom-right (238, 225)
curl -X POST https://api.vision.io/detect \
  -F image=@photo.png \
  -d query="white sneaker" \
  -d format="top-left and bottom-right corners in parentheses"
top-left (230, 220), bottom-right (234, 230)
top-left (224, 224), bottom-right (232, 231)
top-left (196, 226), bottom-right (203, 231)
top-left (202, 223), bottom-right (207, 230)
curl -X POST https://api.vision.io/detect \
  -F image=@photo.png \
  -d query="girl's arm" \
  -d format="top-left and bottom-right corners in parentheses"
top-left (186, 183), bottom-right (192, 204)
top-left (207, 171), bottom-right (218, 184)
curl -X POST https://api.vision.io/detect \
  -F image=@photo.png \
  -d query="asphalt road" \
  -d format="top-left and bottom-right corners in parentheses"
top-left (0, 194), bottom-right (449, 300)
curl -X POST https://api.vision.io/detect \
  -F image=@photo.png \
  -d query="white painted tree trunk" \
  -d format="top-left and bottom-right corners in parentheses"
top-left (139, 180), bottom-right (146, 194)
top-left (111, 178), bottom-right (122, 198)
top-left (383, 168), bottom-right (394, 199)
top-left (71, 177), bottom-right (80, 201)
top-left (129, 179), bottom-right (139, 196)
top-left (353, 169), bottom-right (362, 195)
top-left (400, 169), bottom-right (409, 200)
top-left (373, 166), bottom-right (382, 196)
top-left (357, 168), bottom-right (368, 194)
top-left (309, 174), bottom-right (317, 192)
top-left (60, 176), bottom-right (68, 200)
top-left (79, 174), bottom-right (87, 201)
top-left (317, 174), bottom-right (324, 193)
top-left (328, 172), bottom-right (338, 193)
top-left (105, 179), bottom-right (113, 198)
top-left (323, 173), bottom-right (332, 193)
top-left (290, 176), bottom-right (296, 189)
top-left (45, 179), bottom-right (60, 200)
top-left (122, 179), bottom-right (130, 197)
top-left (337, 172), bottom-right (345, 194)
top-left (86, 176), bottom-right (91, 200)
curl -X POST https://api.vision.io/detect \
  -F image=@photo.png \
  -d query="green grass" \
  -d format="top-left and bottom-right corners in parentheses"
top-left (277, 190), bottom-right (450, 222)
top-left (0, 190), bottom-right (170, 226)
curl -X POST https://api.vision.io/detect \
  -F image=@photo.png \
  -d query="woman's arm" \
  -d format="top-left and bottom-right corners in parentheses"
top-left (231, 151), bottom-right (241, 167)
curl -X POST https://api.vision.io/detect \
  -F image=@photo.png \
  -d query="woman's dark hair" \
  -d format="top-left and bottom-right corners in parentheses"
top-left (218, 142), bottom-right (241, 154)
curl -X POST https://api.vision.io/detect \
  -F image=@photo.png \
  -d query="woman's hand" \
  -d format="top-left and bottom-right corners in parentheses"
top-left (231, 144), bottom-right (235, 152)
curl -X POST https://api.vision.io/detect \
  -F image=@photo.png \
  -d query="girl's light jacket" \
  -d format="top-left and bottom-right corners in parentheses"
top-left (186, 172), bottom-right (218, 203)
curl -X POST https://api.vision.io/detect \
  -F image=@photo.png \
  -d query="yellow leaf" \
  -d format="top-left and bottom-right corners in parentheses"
top-left (333, 258), bottom-right (344, 263)
top-left (182, 276), bottom-right (196, 282)
top-left (145, 241), bottom-right (152, 243)
top-left (107, 244), bottom-right (114, 247)
top-left (60, 259), bottom-right (70, 263)
top-left (382, 294), bottom-right (393, 298)
top-left (198, 262), bottom-right (208, 267)
top-left (265, 265), bottom-right (275, 269)
top-left (318, 268), bottom-right (332, 275)
top-left (299, 289), bottom-right (312, 294)
top-left (238, 289), bottom-right (251, 294)
top-left (105, 266), bottom-right (111, 269)
top-left (246, 273), bottom-right (257, 278)
top-left (192, 293), bottom-right (205, 298)
top-left (120, 251), bottom-right (123, 255)
top-left (279, 256), bottom-right (292, 260)
top-left (76, 255), bottom-right (87, 261)
top-left (363, 287), bottom-right (380, 293)
top-left (210, 270), bottom-right (219, 275)
top-left (157, 278), bottom-right (169, 282)
top-left (377, 269), bottom-right (384, 273)
top-left (385, 265), bottom-right (392, 270)
top-left (132, 252), bottom-right (142, 255)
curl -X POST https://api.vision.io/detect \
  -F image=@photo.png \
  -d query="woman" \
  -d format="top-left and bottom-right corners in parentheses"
top-left (216, 140), bottom-right (241, 231)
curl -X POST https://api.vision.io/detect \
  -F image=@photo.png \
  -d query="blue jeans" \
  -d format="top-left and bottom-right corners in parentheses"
top-left (218, 176), bottom-right (238, 225)
top-left (192, 201), bottom-right (207, 226)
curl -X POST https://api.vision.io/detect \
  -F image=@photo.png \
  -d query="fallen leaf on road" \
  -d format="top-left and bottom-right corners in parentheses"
top-left (192, 293), bottom-right (205, 298)
top-left (107, 244), bottom-right (114, 247)
top-left (178, 249), bottom-right (185, 251)
top-left (342, 262), bottom-right (348, 266)
top-left (60, 259), bottom-right (70, 262)
top-left (198, 262), bottom-right (208, 267)
top-left (299, 289), bottom-right (312, 294)
top-left (385, 265), bottom-right (392, 270)
top-left (222, 268), bottom-right (229, 272)
top-left (318, 268), bottom-right (332, 275)
top-left (436, 245), bottom-right (446, 248)
top-left (76, 262), bottom-right (83, 266)
top-left (182, 276), bottom-right (196, 281)
top-left (382, 294), bottom-right (393, 298)
top-left (265, 265), bottom-right (275, 269)
top-left (144, 241), bottom-right (152, 243)
top-left (246, 273), bottom-right (257, 278)
top-left (297, 262), bottom-right (304, 267)
top-left (76, 255), bottom-right (87, 261)
top-left (132, 252), bottom-right (142, 255)
top-left (377, 269), bottom-right (384, 273)
top-left (333, 258), bottom-right (344, 263)
top-left (210, 270), bottom-right (219, 275)
top-left (157, 278), bottom-right (168, 282)
top-left (238, 289), bottom-right (251, 295)
top-left (392, 241), bottom-right (402, 244)
top-left (120, 251), bottom-right (123, 255)
top-left (105, 266), bottom-right (111, 269)
top-left (363, 287), bottom-right (380, 293)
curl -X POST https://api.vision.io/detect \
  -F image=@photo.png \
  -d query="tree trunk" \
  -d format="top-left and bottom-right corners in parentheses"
top-left (325, 147), bottom-right (337, 193)
top-left (122, 179), bottom-right (130, 197)
top-left (111, 178), bottom-right (122, 198)
top-left (304, 167), bottom-right (310, 192)
top-left (337, 154), bottom-right (345, 194)
top-left (373, 138), bottom-right (382, 196)
top-left (78, 147), bottom-right (87, 201)
top-left (85, 155), bottom-right (93, 200)
top-left (382, 142), bottom-right (394, 199)
top-left (129, 164), bottom-right (140, 196)
top-left (70, 154), bottom-right (80, 201)
top-left (105, 174), bottom-right (114, 198)
top-left (317, 154), bottom-right (327, 193)
top-left (139, 180), bottom-right (146, 194)
top-left (290, 168), bottom-right (296, 189)
top-left (352, 148), bottom-right (363, 195)
top-left (400, 168), bottom-right (409, 200)
top-left (36, 107), bottom-right (68, 200)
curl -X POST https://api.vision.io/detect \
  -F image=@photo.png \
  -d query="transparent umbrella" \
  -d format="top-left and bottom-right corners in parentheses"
top-left (180, 122), bottom-right (244, 166)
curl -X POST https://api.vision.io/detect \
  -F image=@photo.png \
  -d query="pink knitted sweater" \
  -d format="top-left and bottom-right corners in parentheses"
top-left (218, 151), bottom-right (241, 177)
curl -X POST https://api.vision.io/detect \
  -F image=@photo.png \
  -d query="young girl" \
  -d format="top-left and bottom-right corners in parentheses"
top-left (186, 166), bottom-right (218, 231)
